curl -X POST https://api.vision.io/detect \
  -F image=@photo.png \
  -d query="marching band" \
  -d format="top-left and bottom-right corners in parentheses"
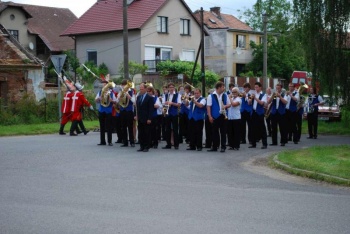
top-left (59, 72), bottom-right (325, 152)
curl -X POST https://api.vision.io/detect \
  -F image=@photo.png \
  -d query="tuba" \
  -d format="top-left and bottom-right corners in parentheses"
top-left (297, 83), bottom-right (309, 111)
top-left (119, 81), bottom-right (133, 108)
top-left (101, 80), bottom-right (116, 107)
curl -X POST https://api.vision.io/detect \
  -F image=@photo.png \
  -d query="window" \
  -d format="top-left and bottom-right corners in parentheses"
top-left (8, 30), bottom-right (19, 41)
top-left (157, 16), bottom-right (168, 33)
top-left (236, 35), bottom-right (246, 48)
top-left (180, 19), bottom-right (190, 35)
top-left (87, 50), bottom-right (97, 65)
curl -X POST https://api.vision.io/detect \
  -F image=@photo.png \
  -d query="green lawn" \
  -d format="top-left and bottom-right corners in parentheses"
top-left (274, 145), bottom-right (350, 185)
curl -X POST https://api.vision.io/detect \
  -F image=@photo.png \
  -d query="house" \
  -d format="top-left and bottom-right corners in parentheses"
top-left (193, 7), bottom-right (264, 83)
top-left (0, 24), bottom-right (46, 105)
top-left (61, 0), bottom-right (204, 81)
top-left (0, 1), bottom-right (77, 62)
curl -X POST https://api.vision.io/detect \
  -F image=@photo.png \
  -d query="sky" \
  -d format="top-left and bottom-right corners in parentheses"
top-left (8, 0), bottom-right (257, 18)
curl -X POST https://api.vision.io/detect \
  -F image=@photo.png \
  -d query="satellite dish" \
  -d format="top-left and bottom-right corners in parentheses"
top-left (28, 42), bottom-right (34, 50)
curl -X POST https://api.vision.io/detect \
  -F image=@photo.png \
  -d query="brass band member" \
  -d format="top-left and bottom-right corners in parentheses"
top-left (248, 82), bottom-right (268, 149)
top-left (267, 83), bottom-right (288, 146)
top-left (118, 79), bottom-right (136, 147)
top-left (265, 87), bottom-right (272, 137)
top-left (227, 87), bottom-right (242, 150)
top-left (147, 86), bottom-right (162, 149)
top-left (306, 86), bottom-right (324, 139)
top-left (161, 85), bottom-right (168, 141)
top-left (162, 82), bottom-right (181, 150)
top-left (204, 89), bottom-right (214, 148)
top-left (179, 84), bottom-right (192, 144)
top-left (207, 81), bottom-right (230, 152)
top-left (154, 89), bottom-right (163, 143)
top-left (240, 83), bottom-right (253, 144)
top-left (185, 88), bottom-right (206, 151)
top-left (95, 81), bottom-right (117, 146)
top-left (286, 83), bottom-right (300, 144)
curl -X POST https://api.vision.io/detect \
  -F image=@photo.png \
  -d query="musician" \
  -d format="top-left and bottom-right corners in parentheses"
top-left (69, 82), bottom-right (93, 136)
top-left (249, 82), bottom-right (268, 149)
top-left (240, 83), bottom-right (253, 144)
top-left (95, 81), bottom-right (117, 146)
top-left (204, 89), bottom-right (214, 148)
top-left (146, 86), bottom-right (162, 149)
top-left (296, 97), bottom-right (304, 142)
top-left (267, 83), bottom-right (288, 146)
top-left (154, 89), bottom-right (163, 144)
top-left (59, 86), bottom-right (75, 135)
top-left (117, 79), bottom-right (136, 147)
top-left (161, 85), bottom-right (168, 141)
top-left (162, 82), bottom-right (181, 150)
top-left (226, 83), bottom-right (235, 95)
top-left (179, 84), bottom-right (191, 144)
top-left (306, 86), bottom-right (324, 139)
top-left (265, 87), bottom-right (272, 137)
top-left (207, 81), bottom-right (230, 152)
top-left (112, 88), bottom-right (122, 144)
top-left (135, 84), bottom-right (154, 152)
top-left (185, 88), bottom-right (206, 151)
top-left (227, 87), bottom-right (242, 150)
top-left (285, 83), bottom-right (300, 144)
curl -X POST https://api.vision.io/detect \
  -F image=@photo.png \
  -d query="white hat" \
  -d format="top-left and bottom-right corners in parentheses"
top-left (75, 82), bottom-right (84, 91)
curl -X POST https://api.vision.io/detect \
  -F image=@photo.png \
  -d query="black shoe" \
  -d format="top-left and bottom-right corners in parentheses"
top-left (108, 143), bottom-right (113, 146)
top-left (228, 147), bottom-right (234, 150)
top-left (207, 148), bottom-right (217, 152)
top-left (115, 140), bottom-right (123, 143)
top-left (197, 148), bottom-right (202, 151)
top-left (130, 143), bottom-right (135, 147)
top-left (174, 146), bottom-right (179, 150)
top-left (269, 143), bottom-right (277, 146)
top-left (307, 136), bottom-right (313, 139)
top-left (162, 145), bottom-right (171, 149)
top-left (280, 143), bottom-right (285, 146)
top-left (240, 141), bottom-right (246, 144)
top-left (70, 133), bottom-right (77, 136)
top-left (77, 131), bottom-right (83, 134)
top-left (186, 148), bottom-right (196, 151)
top-left (234, 148), bottom-right (240, 151)
top-left (294, 141), bottom-right (298, 144)
top-left (153, 145), bottom-right (158, 149)
top-left (203, 145), bottom-right (211, 148)
top-left (267, 134), bottom-right (272, 137)
top-left (137, 148), bottom-right (144, 152)
top-left (313, 136), bottom-right (317, 139)
top-left (143, 149), bottom-right (149, 152)
top-left (220, 148), bottom-right (225, 153)
top-left (261, 146), bottom-right (267, 149)
top-left (121, 144), bottom-right (128, 147)
top-left (84, 130), bottom-right (90, 135)
top-left (248, 145), bottom-right (256, 148)
top-left (288, 138), bottom-right (292, 141)
top-left (97, 143), bottom-right (106, 146)
top-left (59, 132), bottom-right (66, 135)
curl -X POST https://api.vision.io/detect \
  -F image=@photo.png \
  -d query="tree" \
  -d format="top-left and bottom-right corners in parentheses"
top-left (293, 0), bottom-right (350, 105)
top-left (76, 61), bottom-right (109, 83)
top-left (118, 60), bottom-right (148, 81)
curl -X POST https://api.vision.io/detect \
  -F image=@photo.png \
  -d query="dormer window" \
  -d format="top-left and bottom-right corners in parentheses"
top-left (209, 18), bottom-right (216, 24)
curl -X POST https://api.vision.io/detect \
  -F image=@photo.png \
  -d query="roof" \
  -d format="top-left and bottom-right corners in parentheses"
top-left (62, 0), bottom-right (201, 36)
top-left (193, 9), bottom-right (252, 31)
top-left (0, 1), bottom-right (77, 52)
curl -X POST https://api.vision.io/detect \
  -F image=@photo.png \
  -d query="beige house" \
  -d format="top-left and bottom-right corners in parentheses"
top-left (194, 7), bottom-right (264, 78)
top-left (62, 0), bottom-right (203, 79)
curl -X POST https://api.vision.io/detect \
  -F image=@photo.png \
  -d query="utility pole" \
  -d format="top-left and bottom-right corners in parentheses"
top-left (200, 7), bottom-right (205, 95)
top-left (123, 0), bottom-right (129, 80)
top-left (263, 13), bottom-right (268, 90)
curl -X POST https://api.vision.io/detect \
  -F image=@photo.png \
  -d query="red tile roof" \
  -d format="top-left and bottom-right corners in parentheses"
top-left (62, 0), bottom-right (170, 36)
top-left (0, 2), bottom-right (77, 52)
top-left (194, 10), bottom-right (252, 31)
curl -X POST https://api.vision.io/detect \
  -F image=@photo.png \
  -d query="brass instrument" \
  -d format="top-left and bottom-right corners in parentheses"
top-left (184, 82), bottom-right (195, 90)
top-left (162, 94), bottom-right (170, 116)
top-left (119, 81), bottom-right (133, 108)
top-left (264, 92), bottom-right (276, 118)
top-left (219, 97), bottom-right (228, 119)
top-left (297, 83), bottom-right (309, 111)
top-left (101, 81), bottom-right (116, 107)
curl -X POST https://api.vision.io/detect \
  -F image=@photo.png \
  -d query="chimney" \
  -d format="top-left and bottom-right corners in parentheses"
top-left (210, 7), bottom-right (221, 19)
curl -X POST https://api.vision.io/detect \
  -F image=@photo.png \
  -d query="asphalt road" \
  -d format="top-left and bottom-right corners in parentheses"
top-left (0, 133), bottom-right (350, 234)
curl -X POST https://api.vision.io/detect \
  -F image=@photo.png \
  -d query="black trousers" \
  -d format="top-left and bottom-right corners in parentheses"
top-left (296, 113), bottom-right (303, 141)
top-left (227, 119), bottom-right (241, 149)
top-left (241, 111), bottom-right (252, 143)
top-left (112, 115), bottom-right (122, 141)
top-left (204, 115), bottom-right (212, 148)
top-left (99, 112), bottom-right (113, 144)
top-left (188, 118), bottom-right (204, 149)
top-left (161, 115), bottom-right (166, 140)
top-left (120, 110), bottom-right (134, 145)
top-left (286, 110), bottom-right (298, 142)
top-left (151, 116), bottom-right (159, 147)
top-left (212, 115), bottom-right (227, 150)
top-left (156, 115), bottom-right (162, 141)
top-left (165, 115), bottom-right (179, 147)
top-left (251, 111), bottom-right (267, 147)
top-left (179, 113), bottom-right (189, 142)
top-left (271, 112), bottom-right (287, 144)
top-left (307, 111), bottom-right (318, 137)
top-left (138, 121), bottom-right (151, 150)
top-left (266, 115), bottom-right (272, 136)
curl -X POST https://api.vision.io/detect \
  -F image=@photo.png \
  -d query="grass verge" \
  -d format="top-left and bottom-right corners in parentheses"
top-left (0, 121), bottom-right (99, 137)
top-left (270, 145), bottom-right (350, 186)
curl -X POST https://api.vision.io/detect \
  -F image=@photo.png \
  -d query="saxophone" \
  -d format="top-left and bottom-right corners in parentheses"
top-left (101, 81), bottom-right (116, 107)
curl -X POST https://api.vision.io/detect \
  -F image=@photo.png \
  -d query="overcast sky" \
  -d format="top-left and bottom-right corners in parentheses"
top-left (9, 0), bottom-right (257, 18)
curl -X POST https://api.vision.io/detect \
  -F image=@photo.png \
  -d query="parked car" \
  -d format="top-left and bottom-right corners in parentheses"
top-left (303, 95), bottom-right (341, 121)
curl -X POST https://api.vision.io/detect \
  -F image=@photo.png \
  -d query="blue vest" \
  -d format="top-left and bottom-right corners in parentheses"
top-left (98, 91), bottom-right (114, 114)
top-left (240, 94), bottom-right (252, 113)
top-left (120, 90), bottom-right (134, 112)
top-left (188, 97), bottom-right (205, 121)
top-left (309, 94), bottom-right (320, 112)
top-left (180, 102), bottom-right (189, 115)
top-left (211, 93), bottom-right (227, 119)
top-left (271, 94), bottom-right (286, 115)
top-left (165, 93), bottom-right (179, 116)
top-left (254, 93), bottom-right (265, 116)
top-left (289, 92), bottom-right (298, 112)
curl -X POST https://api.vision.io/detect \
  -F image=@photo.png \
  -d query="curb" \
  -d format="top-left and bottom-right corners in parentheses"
top-left (272, 154), bottom-right (350, 184)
